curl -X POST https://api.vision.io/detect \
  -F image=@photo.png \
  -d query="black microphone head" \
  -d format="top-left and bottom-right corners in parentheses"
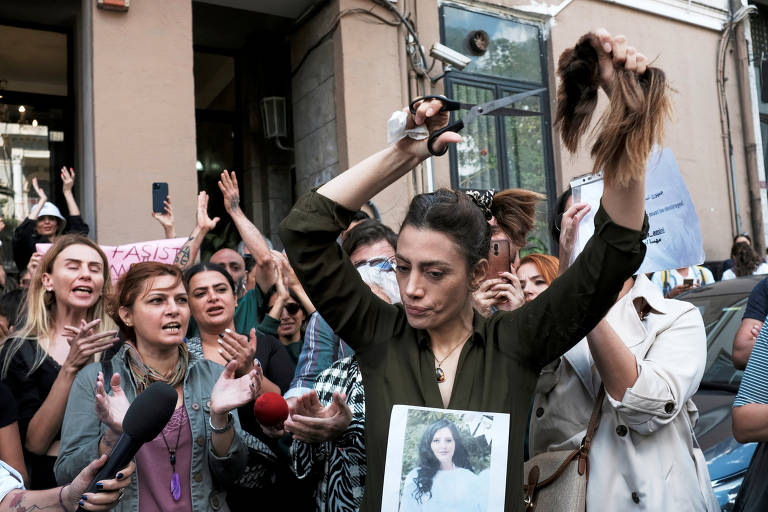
top-left (122, 382), bottom-right (177, 442)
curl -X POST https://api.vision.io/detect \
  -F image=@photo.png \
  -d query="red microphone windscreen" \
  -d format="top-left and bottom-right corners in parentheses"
top-left (253, 392), bottom-right (289, 426)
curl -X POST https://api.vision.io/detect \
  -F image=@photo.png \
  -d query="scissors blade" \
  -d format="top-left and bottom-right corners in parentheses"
top-left (463, 88), bottom-right (546, 124)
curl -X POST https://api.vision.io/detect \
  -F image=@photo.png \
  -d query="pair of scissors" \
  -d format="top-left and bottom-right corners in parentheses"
top-left (408, 88), bottom-right (546, 156)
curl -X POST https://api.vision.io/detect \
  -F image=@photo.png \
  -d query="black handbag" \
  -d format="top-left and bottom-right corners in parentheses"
top-left (733, 441), bottom-right (768, 512)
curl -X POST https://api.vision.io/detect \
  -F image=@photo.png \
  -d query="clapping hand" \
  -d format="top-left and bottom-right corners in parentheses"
top-left (217, 328), bottom-right (258, 378)
top-left (62, 319), bottom-right (119, 373)
top-left (210, 360), bottom-right (261, 416)
top-left (95, 371), bottom-right (130, 438)
top-left (284, 390), bottom-right (352, 443)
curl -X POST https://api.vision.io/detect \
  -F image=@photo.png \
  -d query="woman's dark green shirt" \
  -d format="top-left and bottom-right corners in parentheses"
top-left (279, 190), bottom-right (648, 512)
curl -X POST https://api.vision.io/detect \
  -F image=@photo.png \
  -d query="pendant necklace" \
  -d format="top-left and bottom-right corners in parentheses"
top-left (430, 336), bottom-right (469, 383)
top-left (161, 424), bottom-right (182, 502)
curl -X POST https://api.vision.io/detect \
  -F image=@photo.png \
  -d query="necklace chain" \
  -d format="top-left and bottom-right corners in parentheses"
top-left (429, 332), bottom-right (472, 383)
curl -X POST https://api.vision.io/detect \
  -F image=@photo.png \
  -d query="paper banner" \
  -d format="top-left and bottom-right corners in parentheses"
top-left (571, 147), bottom-right (705, 275)
top-left (36, 237), bottom-right (187, 282)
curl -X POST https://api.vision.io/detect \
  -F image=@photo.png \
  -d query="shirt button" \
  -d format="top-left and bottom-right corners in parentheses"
top-left (664, 401), bottom-right (675, 414)
top-left (192, 402), bottom-right (200, 411)
top-left (193, 471), bottom-right (202, 482)
top-left (616, 425), bottom-right (628, 437)
top-left (196, 436), bottom-right (204, 446)
top-left (535, 407), bottom-right (544, 418)
top-left (206, 400), bottom-right (211, 408)
top-left (631, 491), bottom-right (640, 503)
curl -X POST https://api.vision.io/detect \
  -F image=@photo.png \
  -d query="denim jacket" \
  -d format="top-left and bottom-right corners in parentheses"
top-left (53, 345), bottom-right (248, 512)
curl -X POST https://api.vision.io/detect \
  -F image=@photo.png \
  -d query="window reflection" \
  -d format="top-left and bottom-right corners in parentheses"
top-left (442, 5), bottom-right (542, 83)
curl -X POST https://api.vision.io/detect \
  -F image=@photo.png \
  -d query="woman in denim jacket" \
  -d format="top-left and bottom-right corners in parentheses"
top-left (54, 263), bottom-right (260, 511)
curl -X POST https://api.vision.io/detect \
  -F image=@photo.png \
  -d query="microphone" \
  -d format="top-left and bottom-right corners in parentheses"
top-left (76, 381), bottom-right (177, 511)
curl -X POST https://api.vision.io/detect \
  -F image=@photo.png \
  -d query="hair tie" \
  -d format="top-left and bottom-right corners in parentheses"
top-left (464, 190), bottom-right (495, 220)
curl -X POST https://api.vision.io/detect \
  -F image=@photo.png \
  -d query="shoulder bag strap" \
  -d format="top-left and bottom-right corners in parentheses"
top-left (577, 384), bottom-right (606, 475)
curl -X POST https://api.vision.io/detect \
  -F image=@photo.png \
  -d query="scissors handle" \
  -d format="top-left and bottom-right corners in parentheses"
top-left (428, 119), bottom-right (464, 156)
top-left (408, 95), bottom-right (461, 115)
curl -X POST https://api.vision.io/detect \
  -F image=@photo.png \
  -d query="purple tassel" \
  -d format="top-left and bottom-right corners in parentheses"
top-left (170, 472), bottom-right (181, 501)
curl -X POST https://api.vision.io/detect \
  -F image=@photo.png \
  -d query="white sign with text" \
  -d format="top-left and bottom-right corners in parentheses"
top-left (571, 147), bottom-right (705, 275)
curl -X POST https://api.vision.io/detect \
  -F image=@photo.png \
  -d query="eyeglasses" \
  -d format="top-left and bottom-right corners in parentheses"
top-left (353, 258), bottom-right (395, 272)
top-left (284, 302), bottom-right (302, 315)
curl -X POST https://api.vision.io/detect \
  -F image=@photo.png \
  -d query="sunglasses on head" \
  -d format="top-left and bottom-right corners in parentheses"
top-left (353, 257), bottom-right (395, 272)
top-left (284, 302), bottom-right (302, 315)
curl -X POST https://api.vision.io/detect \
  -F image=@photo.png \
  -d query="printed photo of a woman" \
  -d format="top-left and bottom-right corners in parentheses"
top-left (399, 419), bottom-right (485, 512)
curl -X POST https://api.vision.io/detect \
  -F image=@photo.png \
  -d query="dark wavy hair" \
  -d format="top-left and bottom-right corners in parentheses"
top-left (731, 241), bottom-right (762, 277)
top-left (412, 419), bottom-right (473, 503)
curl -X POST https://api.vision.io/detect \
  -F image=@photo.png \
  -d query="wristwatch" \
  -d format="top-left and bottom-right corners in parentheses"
top-left (209, 412), bottom-right (234, 434)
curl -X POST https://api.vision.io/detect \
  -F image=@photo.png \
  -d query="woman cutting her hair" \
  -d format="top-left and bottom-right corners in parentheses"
top-left (279, 30), bottom-right (653, 511)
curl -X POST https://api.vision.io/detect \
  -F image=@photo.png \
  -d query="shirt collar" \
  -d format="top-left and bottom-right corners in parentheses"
top-left (628, 273), bottom-right (670, 315)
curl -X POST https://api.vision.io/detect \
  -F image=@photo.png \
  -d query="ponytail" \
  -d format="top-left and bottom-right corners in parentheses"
top-left (490, 189), bottom-right (544, 248)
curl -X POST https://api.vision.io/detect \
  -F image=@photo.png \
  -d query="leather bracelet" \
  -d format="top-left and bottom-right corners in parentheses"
top-left (209, 412), bottom-right (234, 434)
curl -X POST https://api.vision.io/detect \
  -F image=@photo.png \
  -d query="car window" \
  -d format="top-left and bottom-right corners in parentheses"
top-left (687, 293), bottom-right (746, 387)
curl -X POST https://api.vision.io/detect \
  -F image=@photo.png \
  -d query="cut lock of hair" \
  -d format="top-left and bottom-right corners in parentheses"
top-left (555, 33), bottom-right (672, 186)
top-left (402, 187), bottom-right (543, 270)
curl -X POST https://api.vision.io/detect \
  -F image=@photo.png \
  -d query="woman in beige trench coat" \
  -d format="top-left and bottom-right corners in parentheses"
top-left (528, 270), bottom-right (719, 511)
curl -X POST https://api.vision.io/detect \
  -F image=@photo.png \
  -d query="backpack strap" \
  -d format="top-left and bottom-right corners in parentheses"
top-left (695, 265), bottom-right (707, 285)
top-left (662, 270), bottom-right (671, 296)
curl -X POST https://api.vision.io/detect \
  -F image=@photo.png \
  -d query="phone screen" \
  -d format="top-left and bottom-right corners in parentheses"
top-left (683, 278), bottom-right (694, 286)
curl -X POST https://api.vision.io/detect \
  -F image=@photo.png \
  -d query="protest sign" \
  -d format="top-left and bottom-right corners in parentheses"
top-left (381, 404), bottom-right (509, 512)
top-left (570, 147), bottom-right (705, 275)
top-left (36, 237), bottom-right (187, 281)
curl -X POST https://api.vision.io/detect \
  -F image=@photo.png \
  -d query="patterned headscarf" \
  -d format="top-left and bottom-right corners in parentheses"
top-left (464, 189), bottom-right (495, 220)
top-left (125, 342), bottom-right (189, 393)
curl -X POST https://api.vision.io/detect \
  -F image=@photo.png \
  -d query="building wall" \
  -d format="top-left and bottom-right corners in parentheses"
top-left (550, 0), bottom-right (750, 260)
top-left (91, 0), bottom-right (198, 244)
top-left (325, 0), bottom-right (753, 260)
top-left (291, 2), bottom-right (340, 210)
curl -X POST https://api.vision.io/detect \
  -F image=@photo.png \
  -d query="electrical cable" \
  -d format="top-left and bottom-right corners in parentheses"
top-left (716, 4), bottom-right (758, 234)
top-left (291, 7), bottom-right (401, 77)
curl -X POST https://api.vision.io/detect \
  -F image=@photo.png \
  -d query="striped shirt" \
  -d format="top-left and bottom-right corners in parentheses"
top-left (285, 312), bottom-right (354, 399)
top-left (734, 320), bottom-right (768, 406)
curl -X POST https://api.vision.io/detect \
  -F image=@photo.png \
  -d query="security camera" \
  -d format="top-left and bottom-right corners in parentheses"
top-left (430, 43), bottom-right (472, 71)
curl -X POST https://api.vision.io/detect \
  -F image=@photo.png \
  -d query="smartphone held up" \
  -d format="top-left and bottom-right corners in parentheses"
top-left (486, 239), bottom-right (511, 281)
top-left (152, 182), bottom-right (169, 213)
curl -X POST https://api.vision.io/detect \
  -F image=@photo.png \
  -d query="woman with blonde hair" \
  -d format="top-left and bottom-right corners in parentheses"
top-left (0, 234), bottom-right (117, 488)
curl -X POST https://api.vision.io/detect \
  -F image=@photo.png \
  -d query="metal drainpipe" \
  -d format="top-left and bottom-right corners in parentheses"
top-left (732, 0), bottom-right (766, 255)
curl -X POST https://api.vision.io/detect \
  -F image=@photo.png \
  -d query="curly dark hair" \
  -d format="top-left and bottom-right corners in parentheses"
top-left (412, 419), bottom-right (473, 504)
top-left (731, 241), bottom-right (762, 277)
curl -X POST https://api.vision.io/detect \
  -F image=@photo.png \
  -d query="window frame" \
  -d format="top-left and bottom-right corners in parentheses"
top-left (439, 5), bottom-right (557, 244)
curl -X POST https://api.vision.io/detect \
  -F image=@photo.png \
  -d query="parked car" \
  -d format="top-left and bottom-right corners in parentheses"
top-left (680, 276), bottom-right (762, 511)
